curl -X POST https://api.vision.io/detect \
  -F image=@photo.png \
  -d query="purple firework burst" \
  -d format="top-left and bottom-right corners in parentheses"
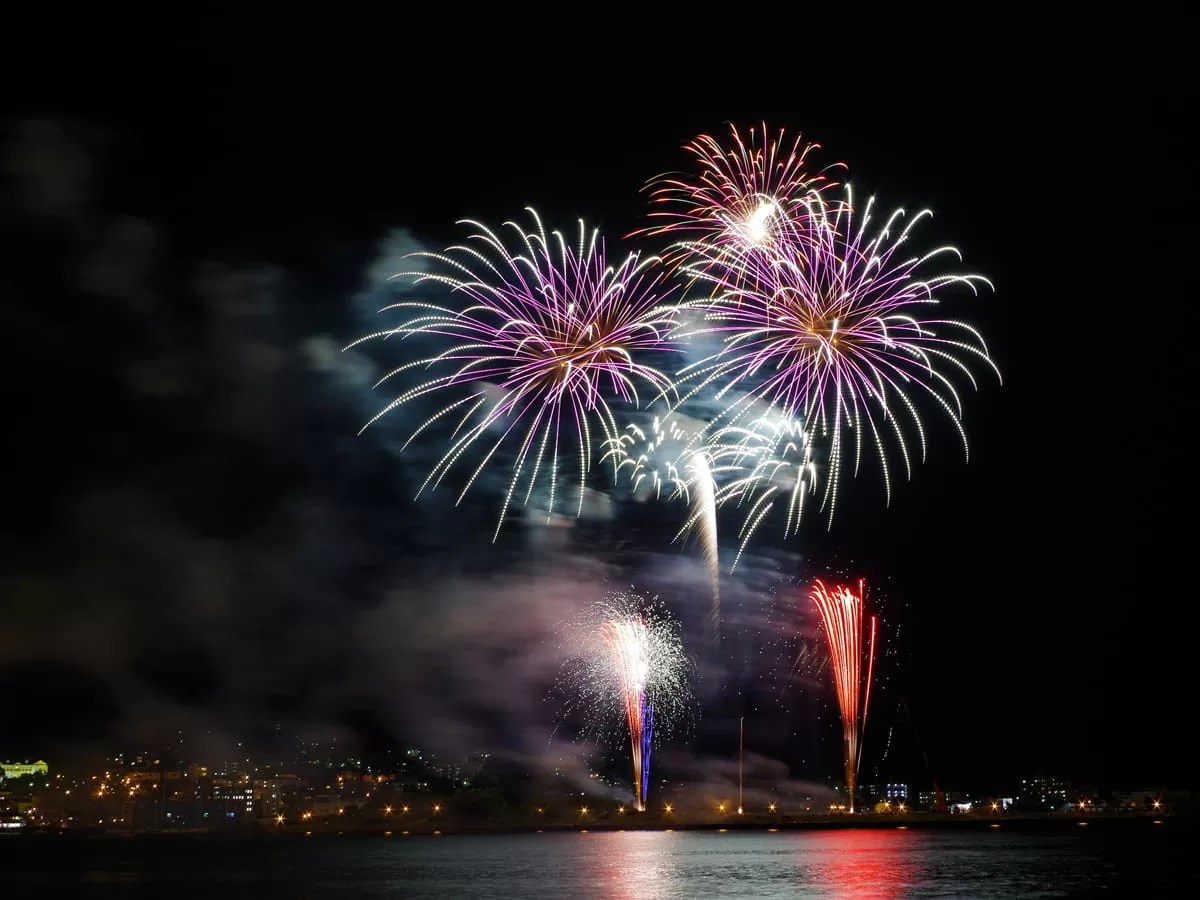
top-left (676, 185), bottom-right (1000, 524)
top-left (349, 208), bottom-right (681, 538)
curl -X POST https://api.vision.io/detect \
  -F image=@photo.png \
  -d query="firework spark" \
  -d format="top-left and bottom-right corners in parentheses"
top-left (635, 122), bottom-right (840, 280)
top-left (809, 579), bottom-right (876, 813)
top-left (557, 591), bottom-right (693, 811)
top-left (677, 184), bottom-right (1000, 524)
top-left (602, 411), bottom-right (701, 503)
top-left (347, 209), bottom-right (680, 538)
top-left (696, 411), bottom-right (818, 572)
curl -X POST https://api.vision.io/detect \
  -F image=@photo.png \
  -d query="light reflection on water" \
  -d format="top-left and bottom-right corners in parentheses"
top-left (1, 824), bottom-right (1193, 898)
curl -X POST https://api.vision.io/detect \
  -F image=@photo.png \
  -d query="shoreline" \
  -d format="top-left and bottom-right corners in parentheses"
top-left (5, 811), bottom-right (1187, 839)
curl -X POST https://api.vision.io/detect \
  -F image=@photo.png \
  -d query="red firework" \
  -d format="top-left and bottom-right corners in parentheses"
top-left (810, 578), bottom-right (876, 813)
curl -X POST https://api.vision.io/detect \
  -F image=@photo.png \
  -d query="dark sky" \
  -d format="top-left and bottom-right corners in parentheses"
top-left (2, 31), bottom-right (1191, 793)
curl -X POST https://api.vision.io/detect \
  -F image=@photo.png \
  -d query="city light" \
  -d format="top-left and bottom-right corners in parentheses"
top-left (8, 747), bottom-right (1173, 842)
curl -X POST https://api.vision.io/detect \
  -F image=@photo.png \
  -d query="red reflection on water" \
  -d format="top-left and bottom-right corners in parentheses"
top-left (793, 828), bottom-right (920, 897)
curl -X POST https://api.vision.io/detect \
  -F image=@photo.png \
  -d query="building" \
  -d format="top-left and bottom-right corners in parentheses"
top-left (0, 761), bottom-right (49, 779)
top-left (1017, 776), bottom-right (1069, 810)
top-left (210, 781), bottom-right (255, 823)
top-left (861, 783), bottom-right (909, 804)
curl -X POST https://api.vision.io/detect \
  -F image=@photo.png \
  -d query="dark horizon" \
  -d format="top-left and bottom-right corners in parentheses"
top-left (2, 35), bottom-right (1192, 797)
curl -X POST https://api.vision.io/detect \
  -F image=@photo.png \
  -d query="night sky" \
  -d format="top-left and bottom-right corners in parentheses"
top-left (2, 32), bottom-right (1191, 794)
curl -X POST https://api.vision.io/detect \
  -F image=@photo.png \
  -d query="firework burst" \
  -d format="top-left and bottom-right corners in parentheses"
top-left (809, 579), bottom-right (876, 813)
top-left (347, 209), bottom-right (680, 538)
top-left (676, 184), bottom-right (999, 524)
top-left (688, 411), bottom-right (818, 572)
top-left (557, 591), bottom-right (694, 810)
top-left (635, 122), bottom-right (840, 282)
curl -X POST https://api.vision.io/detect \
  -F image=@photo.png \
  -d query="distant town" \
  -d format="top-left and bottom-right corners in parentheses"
top-left (0, 741), bottom-right (1188, 835)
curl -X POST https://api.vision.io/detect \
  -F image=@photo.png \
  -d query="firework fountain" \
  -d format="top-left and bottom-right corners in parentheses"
top-left (602, 618), bottom-right (654, 810)
top-left (810, 578), bottom-right (876, 813)
top-left (559, 591), bottom-right (693, 812)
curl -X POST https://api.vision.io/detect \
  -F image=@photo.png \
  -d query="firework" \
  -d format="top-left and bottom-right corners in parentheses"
top-left (694, 411), bottom-right (818, 572)
top-left (677, 184), bottom-right (1000, 524)
top-left (347, 209), bottom-right (680, 538)
top-left (603, 414), bottom-right (721, 638)
top-left (809, 579), bottom-right (876, 813)
top-left (687, 450), bottom-right (720, 642)
top-left (635, 122), bottom-right (839, 280)
top-left (602, 410), bottom-right (701, 503)
top-left (558, 591), bottom-right (693, 811)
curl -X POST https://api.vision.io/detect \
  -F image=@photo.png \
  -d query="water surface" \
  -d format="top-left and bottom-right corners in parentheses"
top-left (2, 822), bottom-right (1193, 897)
